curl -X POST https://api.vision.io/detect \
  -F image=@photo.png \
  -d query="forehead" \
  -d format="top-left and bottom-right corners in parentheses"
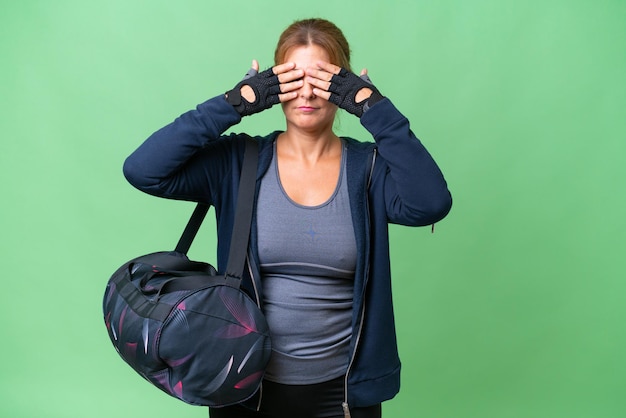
top-left (283, 45), bottom-right (330, 68)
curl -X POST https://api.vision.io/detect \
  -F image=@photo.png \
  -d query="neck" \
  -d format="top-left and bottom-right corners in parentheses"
top-left (278, 126), bottom-right (341, 163)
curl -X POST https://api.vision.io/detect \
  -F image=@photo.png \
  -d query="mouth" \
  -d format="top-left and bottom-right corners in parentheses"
top-left (297, 106), bottom-right (317, 112)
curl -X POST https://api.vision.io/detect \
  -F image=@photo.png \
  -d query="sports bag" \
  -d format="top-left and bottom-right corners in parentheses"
top-left (103, 138), bottom-right (270, 407)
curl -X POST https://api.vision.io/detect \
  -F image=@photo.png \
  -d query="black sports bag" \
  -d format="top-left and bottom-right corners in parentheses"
top-left (103, 138), bottom-right (270, 407)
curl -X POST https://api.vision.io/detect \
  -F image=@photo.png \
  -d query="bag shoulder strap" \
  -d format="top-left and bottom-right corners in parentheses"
top-left (224, 137), bottom-right (258, 279)
top-left (174, 136), bottom-right (259, 280)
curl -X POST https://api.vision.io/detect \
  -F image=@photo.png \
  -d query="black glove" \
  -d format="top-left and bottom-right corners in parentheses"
top-left (225, 67), bottom-right (281, 116)
top-left (328, 69), bottom-right (384, 117)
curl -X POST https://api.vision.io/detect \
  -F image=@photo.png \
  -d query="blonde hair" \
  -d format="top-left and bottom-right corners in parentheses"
top-left (274, 18), bottom-right (351, 72)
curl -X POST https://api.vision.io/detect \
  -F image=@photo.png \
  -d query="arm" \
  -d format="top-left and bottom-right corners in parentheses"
top-left (361, 98), bottom-right (452, 226)
top-left (123, 95), bottom-right (242, 203)
top-left (306, 62), bottom-right (452, 226)
top-left (123, 61), bottom-right (304, 203)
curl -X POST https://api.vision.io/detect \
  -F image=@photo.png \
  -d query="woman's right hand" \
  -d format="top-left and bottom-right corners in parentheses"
top-left (225, 60), bottom-right (303, 116)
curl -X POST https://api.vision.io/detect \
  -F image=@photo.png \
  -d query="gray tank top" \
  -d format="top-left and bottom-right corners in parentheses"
top-left (256, 141), bottom-right (357, 384)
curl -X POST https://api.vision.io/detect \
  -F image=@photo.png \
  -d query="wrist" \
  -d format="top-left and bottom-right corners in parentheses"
top-left (362, 90), bottom-right (384, 114)
top-left (225, 87), bottom-right (246, 115)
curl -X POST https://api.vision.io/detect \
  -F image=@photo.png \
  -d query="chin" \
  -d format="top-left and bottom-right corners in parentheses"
top-left (292, 116), bottom-right (335, 131)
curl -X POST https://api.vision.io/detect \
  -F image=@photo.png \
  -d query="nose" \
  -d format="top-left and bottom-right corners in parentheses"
top-left (299, 78), bottom-right (315, 99)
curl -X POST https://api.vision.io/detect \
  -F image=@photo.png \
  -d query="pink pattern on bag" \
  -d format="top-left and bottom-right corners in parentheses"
top-left (174, 381), bottom-right (183, 398)
top-left (217, 288), bottom-right (257, 333)
top-left (234, 371), bottom-right (264, 389)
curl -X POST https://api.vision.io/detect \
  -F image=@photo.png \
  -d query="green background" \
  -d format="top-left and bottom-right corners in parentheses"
top-left (1, 0), bottom-right (624, 417)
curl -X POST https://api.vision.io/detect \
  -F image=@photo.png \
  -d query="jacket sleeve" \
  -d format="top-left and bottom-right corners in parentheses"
top-left (123, 95), bottom-right (242, 203)
top-left (360, 98), bottom-right (452, 226)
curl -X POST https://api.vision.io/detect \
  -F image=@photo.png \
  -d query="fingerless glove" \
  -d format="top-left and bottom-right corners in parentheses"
top-left (226, 68), bottom-right (281, 116)
top-left (328, 69), bottom-right (384, 117)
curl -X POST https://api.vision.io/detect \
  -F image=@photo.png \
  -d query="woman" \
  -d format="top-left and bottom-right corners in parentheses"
top-left (124, 18), bottom-right (451, 418)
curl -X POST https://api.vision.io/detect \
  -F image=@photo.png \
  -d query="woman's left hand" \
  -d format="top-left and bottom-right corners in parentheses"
top-left (305, 61), bottom-right (384, 117)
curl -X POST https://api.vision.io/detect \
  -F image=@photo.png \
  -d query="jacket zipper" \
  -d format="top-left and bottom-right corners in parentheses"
top-left (343, 148), bottom-right (377, 418)
top-left (247, 254), bottom-right (261, 307)
top-left (343, 292), bottom-right (367, 418)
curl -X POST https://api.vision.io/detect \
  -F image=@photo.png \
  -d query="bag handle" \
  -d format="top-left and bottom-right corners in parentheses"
top-left (174, 204), bottom-right (210, 254)
top-left (174, 136), bottom-right (259, 279)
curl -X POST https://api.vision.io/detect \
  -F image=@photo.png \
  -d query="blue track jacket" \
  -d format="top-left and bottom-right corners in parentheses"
top-left (123, 95), bottom-right (452, 410)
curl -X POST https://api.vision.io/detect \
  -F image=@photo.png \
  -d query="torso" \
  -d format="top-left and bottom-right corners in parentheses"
top-left (256, 139), bottom-right (357, 384)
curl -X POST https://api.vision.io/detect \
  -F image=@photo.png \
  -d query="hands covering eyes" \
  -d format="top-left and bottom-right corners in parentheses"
top-left (226, 60), bottom-right (383, 118)
top-left (225, 60), bottom-right (303, 117)
top-left (303, 61), bottom-right (384, 117)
